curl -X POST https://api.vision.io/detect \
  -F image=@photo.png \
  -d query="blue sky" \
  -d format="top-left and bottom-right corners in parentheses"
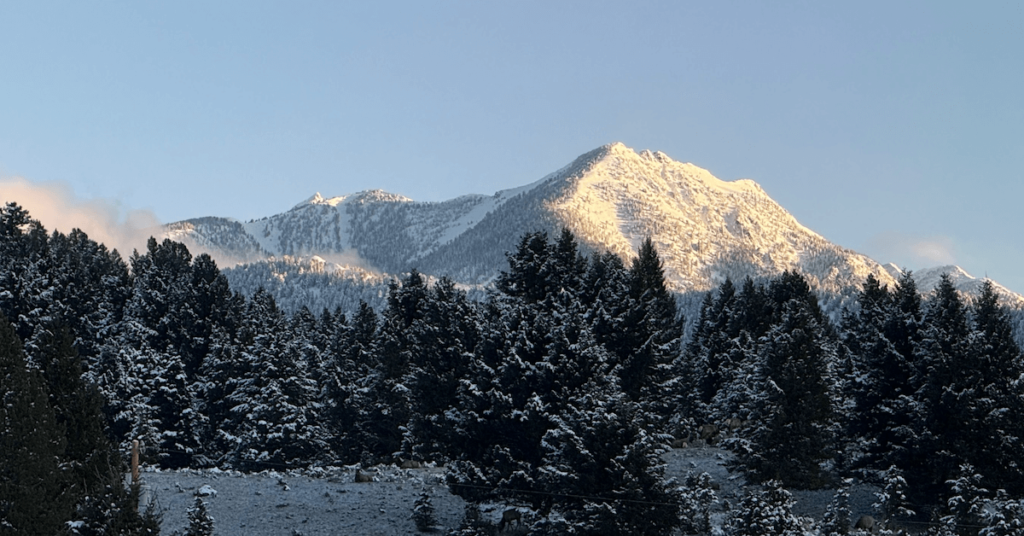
top-left (2, 1), bottom-right (1022, 292)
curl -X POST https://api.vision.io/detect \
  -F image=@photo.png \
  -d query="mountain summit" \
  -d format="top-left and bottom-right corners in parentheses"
top-left (163, 143), bottom-right (1002, 315)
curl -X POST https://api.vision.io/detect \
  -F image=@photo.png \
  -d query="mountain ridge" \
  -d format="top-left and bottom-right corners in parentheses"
top-left (160, 143), bottom-right (1022, 317)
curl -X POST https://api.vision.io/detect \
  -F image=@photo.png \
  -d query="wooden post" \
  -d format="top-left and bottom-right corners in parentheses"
top-left (131, 439), bottom-right (140, 485)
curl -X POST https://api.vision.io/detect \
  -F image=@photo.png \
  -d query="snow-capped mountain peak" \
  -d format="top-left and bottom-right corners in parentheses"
top-left (884, 264), bottom-right (1024, 308)
top-left (161, 143), bottom-right (1023, 317)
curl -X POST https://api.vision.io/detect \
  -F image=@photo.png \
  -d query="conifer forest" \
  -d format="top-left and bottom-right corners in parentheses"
top-left (4, 200), bottom-right (1024, 535)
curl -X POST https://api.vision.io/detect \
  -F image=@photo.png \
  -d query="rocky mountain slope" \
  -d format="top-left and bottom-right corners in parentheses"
top-left (161, 143), bottom-right (1021, 320)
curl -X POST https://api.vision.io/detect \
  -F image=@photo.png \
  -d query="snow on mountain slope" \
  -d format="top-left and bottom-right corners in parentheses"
top-left (883, 264), bottom-right (1024, 308)
top-left (545, 143), bottom-right (896, 299)
top-left (161, 142), bottom-right (1023, 317)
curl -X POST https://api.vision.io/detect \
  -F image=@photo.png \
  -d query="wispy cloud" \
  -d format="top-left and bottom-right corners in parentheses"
top-left (861, 231), bottom-right (957, 269)
top-left (0, 176), bottom-right (161, 256)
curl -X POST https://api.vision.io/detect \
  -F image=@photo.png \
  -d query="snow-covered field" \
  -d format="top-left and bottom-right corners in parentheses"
top-left (142, 465), bottom-right (466, 535)
top-left (142, 447), bottom-right (880, 535)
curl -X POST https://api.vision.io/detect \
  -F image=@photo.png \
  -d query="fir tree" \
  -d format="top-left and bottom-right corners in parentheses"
top-left (741, 274), bottom-right (836, 489)
top-left (980, 490), bottom-right (1024, 536)
top-left (0, 314), bottom-right (71, 535)
top-left (495, 231), bottom-right (561, 303)
top-left (351, 272), bottom-right (424, 462)
top-left (727, 480), bottom-right (802, 536)
top-left (679, 472), bottom-right (718, 535)
top-left (875, 465), bottom-right (914, 524)
top-left (842, 272), bottom-right (926, 474)
top-left (941, 465), bottom-right (987, 536)
top-left (820, 479), bottom-right (852, 536)
top-left (405, 277), bottom-right (480, 462)
top-left (538, 376), bottom-right (681, 535)
top-left (912, 274), bottom-right (986, 500)
top-left (412, 490), bottom-right (438, 532)
top-left (186, 497), bottom-right (214, 536)
top-left (223, 288), bottom-right (327, 470)
top-left (620, 237), bottom-right (681, 415)
top-left (684, 278), bottom-right (738, 420)
top-left (34, 320), bottom-right (119, 498)
top-left (965, 281), bottom-right (1024, 494)
top-left (326, 300), bottom-right (378, 464)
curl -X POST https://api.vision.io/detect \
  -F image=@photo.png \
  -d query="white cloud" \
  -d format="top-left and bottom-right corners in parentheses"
top-left (0, 176), bottom-right (161, 256)
top-left (861, 231), bottom-right (957, 269)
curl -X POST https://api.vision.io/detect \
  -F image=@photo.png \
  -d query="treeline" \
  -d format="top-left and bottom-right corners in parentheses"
top-left (4, 200), bottom-right (1024, 534)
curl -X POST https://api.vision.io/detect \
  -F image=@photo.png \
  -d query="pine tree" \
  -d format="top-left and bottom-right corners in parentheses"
top-left (0, 314), bottom-right (71, 535)
top-left (684, 278), bottom-right (738, 420)
top-left (71, 480), bottom-right (163, 536)
top-left (866, 466), bottom-right (914, 535)
top-left (34, 320), bottom-right (119, 497)
top-left (538, 375), bottom-right (681, 536)
top-left (326, 300), bottom-right (378, 464)
top-left (820, 480), bottom-right (852, 536)
top-left (980, 490), bottom-right (1024, 536)
top-left (727, 480), bottom-right (802, 536)
top-left (351, 272), bottom-right (424, 462)
top-left (186, 497), bottom-right (214, 536)
top-left (742, 275), bottom-right (836, 489)
top-left (912, 274), bottom-right (983, 500)
top-left (223, 289), bottom-right (327, 470)
top-left (679, 472), bottom-right (718, 535)
top-left (405, 277), bottom-right (480, 462)
top-left (620, 237), bottom-right (682, 416)
top-left (412, 490), bottom-right (438, 532)
top-left (938, 465), bottom-right (987, 536)
top-left (495, 231), bottom-right (555, 303)
top-left (965, 281), bottom-right (1024, 494)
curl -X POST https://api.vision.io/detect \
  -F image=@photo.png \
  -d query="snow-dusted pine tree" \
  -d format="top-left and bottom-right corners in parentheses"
top-left (727, 480), bottom-right (802, 536)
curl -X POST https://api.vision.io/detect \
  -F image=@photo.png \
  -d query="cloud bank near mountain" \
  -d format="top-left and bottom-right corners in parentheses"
top-left (0, 176), bottom-right (161, 256)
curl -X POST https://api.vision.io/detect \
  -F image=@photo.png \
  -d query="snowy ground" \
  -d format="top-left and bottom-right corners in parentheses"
top-left (662, 446), bottom-right (879, 529)
top-left (141, 465), bottom-right (466, 535)
top-left (142, 447), bottom-right (881, 535)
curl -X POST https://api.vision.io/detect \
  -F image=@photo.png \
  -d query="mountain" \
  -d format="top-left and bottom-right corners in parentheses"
top-left (883, 263), bottom-right (1024, 308)
top-left (161, 143), bottom-right (1021, 319)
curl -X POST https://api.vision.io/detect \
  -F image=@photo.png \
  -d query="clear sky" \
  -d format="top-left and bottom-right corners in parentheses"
top-left (2, 1), bottom-right (1022, 293)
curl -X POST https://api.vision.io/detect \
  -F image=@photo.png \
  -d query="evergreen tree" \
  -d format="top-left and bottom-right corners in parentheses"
top-left (186, 497), bottom-right (214, 536)
top-left (0, 314), bottom-right (70, 535)
top-left (223, 288), bottom-right (327, 470)
top-left (873, 465), bottom-right (915, 530)
top-left (679, 472), bottom-right (718, 535)
top-left (495, 231), bottom-right (554, 303)
top-left (980, 490), bottom-right (1024, 536)
top-left (538, 376), bottom-right (681, 535)
top-left (912, 274), bottom-right (985, 500)
top-left (842, 271), bottom-right (927, 475)
top-left (351, 271), bottom-right (425, 462)
top-left (937, 465), bottom-right (988, 536)
top-left (583, 251), bottom-right (631, 361)
top-left (727, 480), bottom-right (802, 536)
top-left (703, 278), bottom-right (772, 430)
top-left (684, 278), bottom-right (738, 421)
top-left (740, 273), bottom-right (836, 489)
top-left (0, 203), bottom-right (51, 343)
top-left (405, 277), bottom-right (480, 462)
top-left (620, 237), bottom-right (682, 415)
top-left (71, 480), bottom-right (162, 536)
top-left (325, 301), bottom-right (378, 464)
top-left (820, 480), bottom-right (852, 536)
top-left (965, 281), bottom-right (1024, 494)
top-left (34, 320), bottom-right (119, 498)
top-left (412, 490), bottom-right (438, 532)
